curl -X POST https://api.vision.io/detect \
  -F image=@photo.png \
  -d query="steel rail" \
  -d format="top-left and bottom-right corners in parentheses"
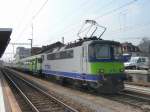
top-left (108, 91), bottom-right (150, 111)
top-left (119, 91), bottom-right (150, 102)
top-left (125, 84), bottom-right (150, 95)
top-left (3, 69), bottom-right (78, 112)
top-left (3, 70), bottom-right (39, 112)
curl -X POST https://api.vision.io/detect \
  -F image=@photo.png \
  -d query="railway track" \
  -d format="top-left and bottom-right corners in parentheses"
top-left (74, 81), bottom-right (150, 111)
top-left (2, 68), bottom-right (150, 112)
top-left (125, 84), bottom-right (150, 95)
top-left (102, 90), bottom-right (150, 111)
top-left (2, 69), bottom-right (78, 112)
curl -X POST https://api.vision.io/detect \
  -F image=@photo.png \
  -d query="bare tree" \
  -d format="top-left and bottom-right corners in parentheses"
top-left (138, 37), bottom-right (150, 56)
top-left (138, 37), bottom-right (150, 69)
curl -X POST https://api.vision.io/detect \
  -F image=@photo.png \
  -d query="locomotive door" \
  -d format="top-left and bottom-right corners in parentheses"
top-left (82, 46), bottom-right (88, 73)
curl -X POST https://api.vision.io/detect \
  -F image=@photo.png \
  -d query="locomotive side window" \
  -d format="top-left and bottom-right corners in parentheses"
top-left (47, 50), bottom-right (73, 60)
top-left (60, 51), bottom-right (66, 59)
top-left (47, 53), bottom-right (55, 60)
top-left (55, 53), bottom-right (60, 59)
top-left (67, 50), bottom-right (73, 58)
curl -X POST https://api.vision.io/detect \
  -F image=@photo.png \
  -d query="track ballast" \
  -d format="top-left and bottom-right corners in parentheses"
top-left (101, 90), bottom-right (150, 111)
top-left (2, 69), bottom-right (78, 112)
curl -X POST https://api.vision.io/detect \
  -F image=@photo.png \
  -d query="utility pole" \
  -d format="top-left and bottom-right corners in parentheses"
top-left (62, 37), bottom-right (64, 44)
top-left (28, 39), bottom-right (33, 56)
top-left (31, 22), bottom-right (33, 43)
top-left (29, 22), bottom-right (33, 56)
top-left (148, 43), bottom-right (150, 72)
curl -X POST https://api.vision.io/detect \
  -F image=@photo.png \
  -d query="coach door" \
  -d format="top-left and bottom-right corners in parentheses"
top-left (82, 46), bottom-right (88, 73)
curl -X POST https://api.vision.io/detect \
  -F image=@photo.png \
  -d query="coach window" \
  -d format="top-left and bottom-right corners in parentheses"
top-left (38, 58), bottom-right (42, 63)
top-left (141, 58), bottom-right (146, 62)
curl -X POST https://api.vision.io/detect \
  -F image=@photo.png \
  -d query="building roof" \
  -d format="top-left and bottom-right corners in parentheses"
top-left (0, 28), bottom-right (12, 57)
top-left (40, 41), bottom-right (65, 53)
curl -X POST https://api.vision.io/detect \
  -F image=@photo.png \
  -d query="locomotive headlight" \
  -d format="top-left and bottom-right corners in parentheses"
top-left (120, 68), bottom-right (124, 72)
top-left (99, 69), bottom-right (104, 73)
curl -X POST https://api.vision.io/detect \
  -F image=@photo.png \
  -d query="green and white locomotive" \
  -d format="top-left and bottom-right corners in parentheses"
top-left (42, 38), bottom-right (126, 93)
top-left (12, 20), bottom-right (126, 93)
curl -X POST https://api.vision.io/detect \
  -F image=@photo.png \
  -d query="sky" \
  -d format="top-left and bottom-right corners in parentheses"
top-left (1, 0), bottom-right (150, 61)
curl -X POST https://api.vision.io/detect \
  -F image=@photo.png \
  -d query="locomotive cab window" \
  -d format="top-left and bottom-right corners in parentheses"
top-left (89, 42), bottom-right (122, 61)
top-left (95, 44), bottom-right (110, 59)
top-left (113, 45), bottom-right (122, 60)
top-left (89, 44), bottom-right (111, 59)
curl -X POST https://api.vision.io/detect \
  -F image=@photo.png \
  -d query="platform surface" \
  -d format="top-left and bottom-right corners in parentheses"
top-left (0, 76), bottom-right (6, 112)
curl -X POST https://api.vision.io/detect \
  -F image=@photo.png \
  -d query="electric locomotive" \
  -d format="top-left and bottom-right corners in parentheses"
top-left (11, 20), bottom-right (126, 93)
top-left (42, 37), bottom-right (126, 93)
top-left (42, 20), bottom-right (126, 93)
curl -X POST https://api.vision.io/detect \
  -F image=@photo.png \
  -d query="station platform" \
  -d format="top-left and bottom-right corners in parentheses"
top-left (0, 70), bottom-right (6, 112)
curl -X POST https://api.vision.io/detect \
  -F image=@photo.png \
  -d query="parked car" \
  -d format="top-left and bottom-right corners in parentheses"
top-left (124, 56), bottom-right (149, 70)
top-left (121, 53), bottom-right (131, 62)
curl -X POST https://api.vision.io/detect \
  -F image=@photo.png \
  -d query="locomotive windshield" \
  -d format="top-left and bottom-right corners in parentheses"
top-left (113, 45), bottom-right (122, 60)
top-left (89, 43), bottom-right (122, 61)
top-left (94, 44), bottom-right (110, 59)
